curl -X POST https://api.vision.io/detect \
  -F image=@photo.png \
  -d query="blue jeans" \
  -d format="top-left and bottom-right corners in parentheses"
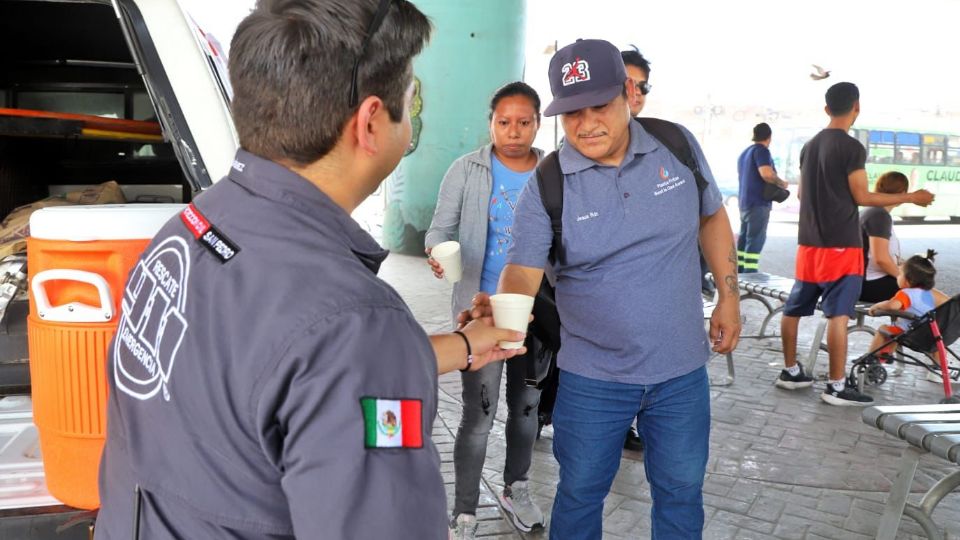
top-left (737, 205), bottom-right (771, 273)
top-left (550, 368), bottom-right (710, 540)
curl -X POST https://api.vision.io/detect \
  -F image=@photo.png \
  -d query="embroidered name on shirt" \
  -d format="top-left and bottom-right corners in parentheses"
top-left (576, 211), bottom-right (600, 222)
top-left (180, 203), bottom-right (240, 263)
top-left (653, 176), bottom-right (685, 196)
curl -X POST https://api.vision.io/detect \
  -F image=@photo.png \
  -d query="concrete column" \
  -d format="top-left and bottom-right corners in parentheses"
top-left (382, 0), bottom-right (527, 254)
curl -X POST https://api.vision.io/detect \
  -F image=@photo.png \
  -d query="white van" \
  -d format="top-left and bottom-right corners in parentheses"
top-left (0, 0), bottom-right (243, 536)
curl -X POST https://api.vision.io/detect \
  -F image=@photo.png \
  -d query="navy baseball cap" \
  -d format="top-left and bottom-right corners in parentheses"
top-left (543, 39), bottom-right (627, 117)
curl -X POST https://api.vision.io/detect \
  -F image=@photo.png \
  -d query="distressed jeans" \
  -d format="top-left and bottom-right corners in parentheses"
top-left (452, 353), bottom-right (542, 516)
top-left (549, 367), bottom-right (710, 539)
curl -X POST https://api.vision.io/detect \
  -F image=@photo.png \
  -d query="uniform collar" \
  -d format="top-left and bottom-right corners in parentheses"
top-left (558, 118), bottom-right (660, 174)
top-left (227, 150), bottom-right (388, 274)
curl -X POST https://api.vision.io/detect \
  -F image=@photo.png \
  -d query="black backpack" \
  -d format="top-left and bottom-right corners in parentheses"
top-left (530, 117), bottom-right (709, 426)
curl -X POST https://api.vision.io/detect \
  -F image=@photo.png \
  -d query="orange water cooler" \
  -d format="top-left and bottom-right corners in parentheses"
top-left (27, 204), bottom-right (183, 509)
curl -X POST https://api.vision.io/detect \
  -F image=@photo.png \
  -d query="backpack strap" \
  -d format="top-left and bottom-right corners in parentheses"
top-left (535, 150), bottom-right (564, 265)
top-left (636, 117), bottom-right (708, 206)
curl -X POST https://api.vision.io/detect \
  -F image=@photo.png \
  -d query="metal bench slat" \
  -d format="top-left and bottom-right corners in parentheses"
top-left (863, 405), bottom-right (960, 429)
top-left (877, 413), bottom-right (960, 438)
top-left (926, 434), bottom-right (960, 464)
top-left (903, 423), bottom-right (960, 448)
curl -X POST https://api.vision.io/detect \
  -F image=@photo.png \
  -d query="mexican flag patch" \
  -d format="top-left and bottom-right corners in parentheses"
top-left (360, 397), bottom-right (423, 449)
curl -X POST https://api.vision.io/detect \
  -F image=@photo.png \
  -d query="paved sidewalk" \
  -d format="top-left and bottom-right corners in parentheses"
top-left (380, 252), bottom-right (960, 539)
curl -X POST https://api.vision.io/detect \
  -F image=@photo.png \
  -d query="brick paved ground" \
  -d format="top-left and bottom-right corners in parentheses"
top-left (381, 252), bottom-right (960, 539)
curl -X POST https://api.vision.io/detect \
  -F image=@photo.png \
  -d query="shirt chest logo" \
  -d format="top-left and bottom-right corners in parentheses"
top-left (654, 169), bottom-right (686, 196)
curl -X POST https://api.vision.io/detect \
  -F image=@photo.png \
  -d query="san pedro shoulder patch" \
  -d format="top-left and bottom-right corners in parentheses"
top-left (359, 397), bottom-right (423, 449)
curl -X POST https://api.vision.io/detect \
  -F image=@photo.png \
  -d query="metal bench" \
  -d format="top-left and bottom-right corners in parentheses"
top-left (710, 272), bottom-right (877, 380)
top-left (863, 404), bottom-right (960, 539)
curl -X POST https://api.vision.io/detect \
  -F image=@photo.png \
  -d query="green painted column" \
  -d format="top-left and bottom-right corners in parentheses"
top-left (382, 0), bottom-right (527, 254)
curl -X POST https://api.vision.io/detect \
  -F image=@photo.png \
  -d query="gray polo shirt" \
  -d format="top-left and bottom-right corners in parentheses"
top-left (95, 150), bottom-right (446, 539)
top-left (508, 120), bottom-right (722, 384)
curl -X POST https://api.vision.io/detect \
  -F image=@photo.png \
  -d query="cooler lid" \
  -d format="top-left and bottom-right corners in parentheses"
top-left (29, 204), bottom-right (184, 241)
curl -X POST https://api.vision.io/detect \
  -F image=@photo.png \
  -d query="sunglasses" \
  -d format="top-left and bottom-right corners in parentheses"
top-left (633, 80), bottom-right (652, 96)
top-left (348, 0), bottom-right (394, 108)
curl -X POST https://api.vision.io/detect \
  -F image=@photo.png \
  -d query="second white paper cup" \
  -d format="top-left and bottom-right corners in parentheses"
top-left (490, 293), bottom-right (535, 349)
top-left (431, 241), bottom-right (462, 283)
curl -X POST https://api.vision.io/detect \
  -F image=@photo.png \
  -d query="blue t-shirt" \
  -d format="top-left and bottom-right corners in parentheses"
top-left (737, 143), bottom-right (774, 209)
top-left (479, 155), bottom-right (534, 293)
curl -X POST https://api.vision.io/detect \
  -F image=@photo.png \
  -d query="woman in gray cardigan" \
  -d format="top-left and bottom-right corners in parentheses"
top-left (425, 82), bottom-right (546, 538)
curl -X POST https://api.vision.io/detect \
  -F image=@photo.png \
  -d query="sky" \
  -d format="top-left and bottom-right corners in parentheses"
top-left (181, 0), bottom-right (960, 183)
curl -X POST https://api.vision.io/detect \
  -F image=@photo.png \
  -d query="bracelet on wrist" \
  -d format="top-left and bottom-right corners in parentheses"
top-left (452, 330), bottom-right (473, 372)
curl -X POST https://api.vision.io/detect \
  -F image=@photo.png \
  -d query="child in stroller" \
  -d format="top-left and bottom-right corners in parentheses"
top-left (850, 250), bottom-right (960, 403)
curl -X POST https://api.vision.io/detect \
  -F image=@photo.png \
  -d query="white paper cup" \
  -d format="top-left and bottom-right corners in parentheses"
top-left (490, 293), bottom-right (535, 349)
top-left (431, 241), bottom-right (462, 283)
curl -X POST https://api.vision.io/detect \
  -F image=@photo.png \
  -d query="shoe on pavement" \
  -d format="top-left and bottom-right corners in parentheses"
top-left (775, 362), bottom-right (815, 390)
top-left (499, 481), bottom-right (545, 532)
top-left (449, 513), bottom-right (477, 540)
top-left (821, 384), bottom-right (874, 406)
top-left (624, 425), bottom-right (644, 452)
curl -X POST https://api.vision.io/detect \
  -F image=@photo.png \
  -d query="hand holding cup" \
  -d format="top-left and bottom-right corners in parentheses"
top-left (489, 293), bottom-right (535, 349)
top-left (428, 241), bottom-right (462, 283)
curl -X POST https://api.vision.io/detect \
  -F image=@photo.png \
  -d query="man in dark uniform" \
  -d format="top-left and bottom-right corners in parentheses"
top-left (94, 1), bottom-right (525, 538)
top-left (735, 122), bottom-right (788, 273)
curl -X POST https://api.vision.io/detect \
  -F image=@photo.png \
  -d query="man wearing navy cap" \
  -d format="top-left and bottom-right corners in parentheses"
top-left (497, 39), bottom-right (741, 538)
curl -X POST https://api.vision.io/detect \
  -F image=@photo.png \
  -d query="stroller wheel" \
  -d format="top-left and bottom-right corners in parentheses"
top-left (866, 364), bottom-right (888, 386)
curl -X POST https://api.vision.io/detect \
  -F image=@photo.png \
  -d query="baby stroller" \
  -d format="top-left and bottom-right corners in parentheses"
top-left (849, 294), bottom-right (960, 404)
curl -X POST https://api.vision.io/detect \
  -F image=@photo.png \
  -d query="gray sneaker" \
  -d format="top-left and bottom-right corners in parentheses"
top-left (449, 513), bottom-right (477, 540)
top-left (499, 481), bottom-right (545, 532)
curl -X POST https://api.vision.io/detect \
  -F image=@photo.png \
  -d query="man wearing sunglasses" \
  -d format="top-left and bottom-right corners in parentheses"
top-left (621, 45), bottom-right (652, 118)
top-left (94, 1), bottom-right (526, 539)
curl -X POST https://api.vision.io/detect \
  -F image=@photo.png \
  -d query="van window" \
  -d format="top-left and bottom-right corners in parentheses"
top-left (17, 91), bottom-right (125, 118)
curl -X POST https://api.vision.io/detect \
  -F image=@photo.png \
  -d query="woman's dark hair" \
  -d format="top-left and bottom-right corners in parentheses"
top-left (488, 82), bottom-right (541, 122)
top-left (902, 249), bottom-right (938, 290)
top-left (875, 171), bottom-right (909, 194)
top-left (620, 45), bottom-right (651, 78)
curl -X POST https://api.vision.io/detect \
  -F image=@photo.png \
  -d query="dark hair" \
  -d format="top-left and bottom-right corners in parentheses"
top-left (825, 82), bottom-right (859, 116)
top-left (875, 171), bottom-right (909, 194)
top-left (488, 82), bottom-right (541, 122)
top-left (752, 122), bottom-right (772, 142)
top-left (903, 249), bottom-right (938, 290)
top-left (229, 0), bottom-right (431, 166)
top-left (620, 45), bottom-right (651, 78)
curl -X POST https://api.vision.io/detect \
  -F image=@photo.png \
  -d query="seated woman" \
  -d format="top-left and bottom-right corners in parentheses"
top-left (860, 171), bottom-right (909, 302)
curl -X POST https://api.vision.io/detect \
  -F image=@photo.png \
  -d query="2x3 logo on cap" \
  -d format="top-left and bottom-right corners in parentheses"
top-left (561, 57), bottom-right (590, 86)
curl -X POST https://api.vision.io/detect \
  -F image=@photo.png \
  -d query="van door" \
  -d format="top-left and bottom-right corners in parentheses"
top-left (112, 0), bottom-right (239, 191)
